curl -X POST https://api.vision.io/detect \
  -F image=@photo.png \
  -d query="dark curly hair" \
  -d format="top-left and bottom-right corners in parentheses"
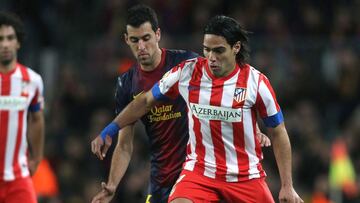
top-left (0, 11), bottom-right (25, 45)
top-left (204, 15), bottom-right (250, 65)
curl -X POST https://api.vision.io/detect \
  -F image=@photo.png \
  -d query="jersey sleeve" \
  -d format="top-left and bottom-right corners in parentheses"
top-left (29, 75), bottom-right (44, 112)
top-left (115, 76), bottom-right (131, 115)
top-left (152, 61), bottom-right (185, 101)
top-left (255, 73), bottom-right (283, 128)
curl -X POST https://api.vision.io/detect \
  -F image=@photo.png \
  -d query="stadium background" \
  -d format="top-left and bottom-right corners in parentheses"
top-left (1, 0), bottom-right (359, 202)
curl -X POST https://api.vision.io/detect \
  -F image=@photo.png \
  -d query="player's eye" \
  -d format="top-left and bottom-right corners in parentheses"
top-left (203, 47), bottom-right (210, 52)
top-left (213, 48), bottom-right (225, 54)
top-left (130, 38), bottom-right (139, 43)
top-left (143, 35), bottom-right (151, 41)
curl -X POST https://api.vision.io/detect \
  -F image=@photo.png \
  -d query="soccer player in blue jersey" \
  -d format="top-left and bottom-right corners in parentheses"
top-left (91, 5), bottom-right (270, 203)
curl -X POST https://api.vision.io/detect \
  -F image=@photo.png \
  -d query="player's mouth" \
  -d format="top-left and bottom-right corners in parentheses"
top-left (209, 65), bottom-right (221, 72)
top-left (0, 51), bottom-right (12, 59)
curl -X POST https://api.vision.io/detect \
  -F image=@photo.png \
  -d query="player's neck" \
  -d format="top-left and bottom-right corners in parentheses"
top-left (0, 60), bottom-right (16, 73)
top-left (140, 48), bottom-right (162, 72)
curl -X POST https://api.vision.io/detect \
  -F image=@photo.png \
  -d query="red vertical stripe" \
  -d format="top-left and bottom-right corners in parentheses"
top-left (261, 75), bottom-right (280, 112)
top-left (0, 73), bottom-right (11, 180)
top-left (209, 78), bottom-right (226, 181)
top-left (13, 64), bottom-right (30, 178)
top-left (13, 110), bottom-right (23, 179)
top-left (252, 109), bottom-right (266, 177)
top-left (189, 61), bottom-right (205, 174)
top-left (13, 65), bottom-right (30, 179)
top-left (256, 74), bottom-right (280, 118)
top-left (232, 64), bottom-right (251, 180)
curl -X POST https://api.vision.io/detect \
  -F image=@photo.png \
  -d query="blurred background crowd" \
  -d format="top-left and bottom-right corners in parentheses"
top-left (1, 0), bottom-right (360, 202)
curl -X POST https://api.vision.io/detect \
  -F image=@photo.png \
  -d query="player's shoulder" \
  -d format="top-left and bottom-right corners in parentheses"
top-left (116, 63), bottom-right (139, 89)
top-left (18, 63), bottom-right (43, 83)
top-left (245, 64), bottom-right (271, 81)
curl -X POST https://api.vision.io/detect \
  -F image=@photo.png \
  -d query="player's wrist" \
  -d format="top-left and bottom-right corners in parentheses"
top-left (100, 122), bottom-right (121, 141)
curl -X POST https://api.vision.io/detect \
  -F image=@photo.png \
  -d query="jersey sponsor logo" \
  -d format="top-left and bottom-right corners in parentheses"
top-left (190, 103), bottom-right (242, 122)
top-left (145, 195), bottom-right (152, 203)
top-left (0, 96), bottom-right (28, 110)
top-left (132, 91), bottom-right (144, 99)
top-left (234, 87), bottom-right (247, 103)
top-left (148, 104), bottom-right (182, 123)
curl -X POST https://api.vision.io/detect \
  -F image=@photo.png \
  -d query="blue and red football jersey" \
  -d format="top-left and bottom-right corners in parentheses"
top-left (115, 49), bottom-right (198, 201)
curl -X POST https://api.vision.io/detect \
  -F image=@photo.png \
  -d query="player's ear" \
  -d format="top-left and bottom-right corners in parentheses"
top-left (124, 33), bottom-right (130, 45)
top-left (155, 28), bottom-right (161, 42)
top-left (233, 41), bottom-right (241, 55)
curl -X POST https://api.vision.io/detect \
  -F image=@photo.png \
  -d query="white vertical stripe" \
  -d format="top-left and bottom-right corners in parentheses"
top-left (258, 81), bottom-right (278, 116)
top-left (4, 70), bottom-right (22, 181)
top-left (180, 62), bottom-right (197, 171)
top-left (244, 68), bottom-right (260, 179)
top-left (221, 73), bottom-right (239, 182)
top-left (246, 66), bottom-right (260, 106)
top-left (19, 111), bottom-right (29, 177)
top-left (243, 109), bottom-right (260, 178)
top-left (199, 69), bottom-right (216, 178)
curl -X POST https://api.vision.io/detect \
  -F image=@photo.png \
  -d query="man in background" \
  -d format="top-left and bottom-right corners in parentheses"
top-left (0, 11), bottom-right (45, 203)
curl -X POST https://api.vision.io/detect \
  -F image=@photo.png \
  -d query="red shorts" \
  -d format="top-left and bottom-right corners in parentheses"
top-left (0, 177), bottom-right (37, 203)
top-left (168, 170), bottom-right (274, 203)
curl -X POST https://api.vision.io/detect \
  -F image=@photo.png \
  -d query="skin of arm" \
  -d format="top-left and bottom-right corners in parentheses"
top-left (106, 125), bottom-right (135, 190)
top-left (114, 90), bottom-right (157, 128)
top-left (27, 110), bottom-right (45, 175)
top-left (268, 122), bottom-right (302, 202)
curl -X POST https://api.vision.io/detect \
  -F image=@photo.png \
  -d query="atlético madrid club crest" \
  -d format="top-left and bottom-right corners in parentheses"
top-left (234, 87), bottom-right (247, 103)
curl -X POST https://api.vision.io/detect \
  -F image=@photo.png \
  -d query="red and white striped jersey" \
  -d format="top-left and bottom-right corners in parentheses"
top-left (0, 63), bottom-right (44, 182)
top-left (152, 57), bottom-right (283, 182)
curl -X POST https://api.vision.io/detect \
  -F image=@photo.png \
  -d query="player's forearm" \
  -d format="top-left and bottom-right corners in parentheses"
top-left (270, 123), bottom-right (293, 187)
top-left (101, 91), bottom-right (156, 140)
top-left (114, 91), bottom-right (155, 128)
top-left (107, 127), bottom-right (134, 188)
top-left (27, 111), bottom-right (45, 162)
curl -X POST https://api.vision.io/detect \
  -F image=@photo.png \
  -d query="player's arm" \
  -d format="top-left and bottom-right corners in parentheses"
top-left (27, 110), bottom-right (45, 175)
top-left (94, 91), bottom-right (157, 159)
top-left (114, 90), bottom-right (156, 128)
top-left (91, 76), bottom-right (132, 160)
top-left (91, 125), bottom-right (134, 203)
top-left (268, 123), bottom-right (302, 203)
top-left (256, 74), bottom-right (302, 203)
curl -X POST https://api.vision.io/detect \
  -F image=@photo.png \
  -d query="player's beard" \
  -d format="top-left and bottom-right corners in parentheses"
top-left (1, 59), bottom-right (12, 66)
top-left (138, 55), bottom-right (154, 66)
top-left (0, 52), bottom-right (15, 66)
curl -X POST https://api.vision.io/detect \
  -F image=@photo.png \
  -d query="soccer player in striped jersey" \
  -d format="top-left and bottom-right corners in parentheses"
top-left (97, 15), bottom-right (303, 203)
top-left (0, 12), bottom-right (45, 203)
top-left (91, 5), bottom-right (270, 203)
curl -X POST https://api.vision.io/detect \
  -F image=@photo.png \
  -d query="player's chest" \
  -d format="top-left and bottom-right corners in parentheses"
top-left (0, 76), bottom-right (34, 110)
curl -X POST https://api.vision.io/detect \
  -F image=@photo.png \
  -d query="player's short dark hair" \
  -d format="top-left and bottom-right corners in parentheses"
top-left (0, 11), bottom-right (25, 45)
top-left (204, 15), bottom-right (250, 65)
top-left (126, 4), bottom-right (159, 33)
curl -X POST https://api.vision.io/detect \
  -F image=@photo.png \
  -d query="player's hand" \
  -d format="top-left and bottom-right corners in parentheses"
top-left (91, 182), bottom-right (116, 203)
top-left (256, 131), bottom-right (271, 147)
top-left (91, 135), bottom-right (112, 160)
top-left (279, 186), bottom-right (304, 203)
